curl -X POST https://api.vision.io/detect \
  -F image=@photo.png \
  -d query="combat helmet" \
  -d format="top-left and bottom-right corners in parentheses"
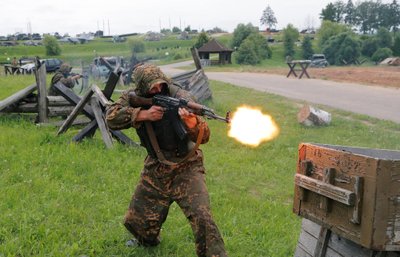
top-left (133, 63), bottom-right (171, 96)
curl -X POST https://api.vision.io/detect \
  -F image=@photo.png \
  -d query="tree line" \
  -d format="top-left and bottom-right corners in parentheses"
top-left (320, 0), bottom-right (400, 34)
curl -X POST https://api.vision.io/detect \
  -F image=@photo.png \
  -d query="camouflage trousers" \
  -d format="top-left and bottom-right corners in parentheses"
top-left (124, 150), bottom-right (228, 257)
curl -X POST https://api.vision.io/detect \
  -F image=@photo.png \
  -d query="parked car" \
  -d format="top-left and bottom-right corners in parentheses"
top-left (42, 58), bottom-right (63, 73)
top-left (310, 54), bottom-right (329, 68)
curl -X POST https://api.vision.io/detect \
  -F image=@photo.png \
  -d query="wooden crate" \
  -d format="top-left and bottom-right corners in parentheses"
top-left (295, 218), bottom-right (400, 257)
top-left (293, 143), bottom-right (400, 251)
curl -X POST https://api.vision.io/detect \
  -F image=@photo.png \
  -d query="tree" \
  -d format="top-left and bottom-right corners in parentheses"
top-left (354, 1), bottom-right (380, 34)
top-left (317, 20), bottom-right (351, 49)
top-left (376, 27), bottom-right (393, 48)
top-left (234, 33), bottom-right (272, 65)
top-left (231, 23), bottom-right (259, 49)
top-left (361, 37), bottom-right (379, 57)
top-left (172, 26), bottom-right (181, 33)
top-left (235, 39), bottom-right (260, 65)
top-left (322, 32), bottom-right (361, 65)
top-left (333, 1), bottom-right (346, 23)
top-left (320, 3), bottom-right (337, 22)
top-left (282, 24), bottom-right (299, 58)
top-left (388, 0), bottom-right (400, 32)
top-left (344, 0), bottom-right (356, 25)
top-left (260, 5), bottom-right (277, 30)
top-left (392, 34), bottom-right (400, 56)
top-left (371, 48), bottom-right (393, 63)
top-left (302, 36), bottom-right (314, 59)
top-left (184, 26), bottom-right (191, 32)
top-left (193, 32), bottom-right (210, 49)
top-left (43, 35), bottom-right (61, 56)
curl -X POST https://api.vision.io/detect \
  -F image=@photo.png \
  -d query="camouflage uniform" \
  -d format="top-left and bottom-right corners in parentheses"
top-left (106, 64), bottom-right (228, 257)
top-left (48, 63), bottom-right (76, 96)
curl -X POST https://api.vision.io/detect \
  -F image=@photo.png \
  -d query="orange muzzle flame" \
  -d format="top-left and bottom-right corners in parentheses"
top-left (228, 106), bottom-right (279, 147)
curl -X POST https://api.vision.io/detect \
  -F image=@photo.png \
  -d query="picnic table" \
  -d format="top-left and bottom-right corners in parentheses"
top-left (286, 60), bottom-right (311, 79)
top-left (4, 64), bottom-right (31, 75)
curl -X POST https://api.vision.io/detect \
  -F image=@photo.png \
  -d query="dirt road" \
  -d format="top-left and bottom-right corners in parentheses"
top-left (160, 64), bottom-right (400, 124)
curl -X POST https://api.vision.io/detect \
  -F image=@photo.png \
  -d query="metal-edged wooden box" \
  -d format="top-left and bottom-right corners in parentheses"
top-left (293, 143), bottom-right (400, 251)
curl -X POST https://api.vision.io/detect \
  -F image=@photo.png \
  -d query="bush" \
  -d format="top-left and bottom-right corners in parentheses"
top-left (371, 48), bottom-right (393, 63)
top-left (317, 20), bottom-right (351, 50)
top-left (322, 32), bottom-right (361, 65)
top-left (193, 32), bottom-right (210, 49)
top-left (128, 38), bottom-right (145, 53)
top-left (282, 24), bottom-right (299, 58)
top-left (43, 35), bottom-right (61, 56)
top-left (361, 37), bottom-right (379, 57)
top-left (302, 36), bottom-right (314, 59)
top-left (234, 33), bottom-right (272, 65)
top-left (173, 53), bottom-right (183, 60)
top-left (392, 35), bottom-right (400, 56)
top-left (235, 39), bottom-right (259, 65)
top-left (231, 23), bottom-right (259, 49)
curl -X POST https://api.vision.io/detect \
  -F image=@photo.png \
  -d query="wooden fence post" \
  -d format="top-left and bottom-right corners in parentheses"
top-left (35, 58), bottom-right (48, 123)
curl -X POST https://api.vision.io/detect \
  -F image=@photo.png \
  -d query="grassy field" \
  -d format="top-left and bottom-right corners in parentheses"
top-left (1, 73), bottom-right (400, 256)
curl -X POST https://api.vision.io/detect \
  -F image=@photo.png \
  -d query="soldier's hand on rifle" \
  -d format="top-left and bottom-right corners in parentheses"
top-left (71, 74), bottom-right (83, 80)
top-left (179, 107), bottom-right (197, 129)
top-left (138, 105), bottom-right (164, 121)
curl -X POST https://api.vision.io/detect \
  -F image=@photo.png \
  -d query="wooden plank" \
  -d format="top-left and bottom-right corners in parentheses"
top-left (35, 58), bottom-right (48, 123)
top-left (295, 174), bottom-right (355, 206)
top-left (327, 232), bottom-right (373, 257)
top-left (90, 97), bottom-right (113, 148)
top-left (0, 84), bottom-right (37, 111)
top-left (47, 96), bottom-right (73, 106)
top-left (57, 89), bottom-right (94, 135)
top-left (72, 119), bottom-right (98, 142)
top-left (53, 82), bottom-right (95, 118)
top-left (92, 85), bottom-right (111, 106)
top-left (351, 176), bottom-right (364, 225)
top-left (48, 106), bottom-right (75, 117)
top-left (103, 71), bottom-right (120, 99)
top-left (297, 228), bottom-right (318, 256)
top-left (314, 227), bottom-right (331, 257)
top-left (320, 168), bottom-right (335, 213)
top-left (110, 130), bottom-right (139, 147)
top-left (191, 47), bottom-right (202, 70)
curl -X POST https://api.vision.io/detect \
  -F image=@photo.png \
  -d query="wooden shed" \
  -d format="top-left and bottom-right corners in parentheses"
top-left (197, 39), bottom-right (233, 65)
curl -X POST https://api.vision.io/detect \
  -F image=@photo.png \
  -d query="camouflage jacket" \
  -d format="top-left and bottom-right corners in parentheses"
top-left (48, 71), bottom-right (76, 96)
top-left (106, 84), bottom-right (210, 155)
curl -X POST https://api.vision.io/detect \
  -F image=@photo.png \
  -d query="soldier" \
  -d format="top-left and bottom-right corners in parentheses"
top-left (48, 63), bottom-right (82, 96)
top-left (105, 63), bottom-right (228, 257)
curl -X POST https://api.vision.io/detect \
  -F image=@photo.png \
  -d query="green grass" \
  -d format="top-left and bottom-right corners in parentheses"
top-left (1, 74), bottom-right (400, 256)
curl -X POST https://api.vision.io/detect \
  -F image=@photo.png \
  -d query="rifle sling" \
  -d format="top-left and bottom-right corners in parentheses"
top-left (144, 121), bottom-right (204, 166)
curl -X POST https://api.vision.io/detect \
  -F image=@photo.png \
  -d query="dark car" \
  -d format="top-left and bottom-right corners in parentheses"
top-left (310, 54), bottom-right (329, 68)
top-left (42, 58), bottom-right (63, 73)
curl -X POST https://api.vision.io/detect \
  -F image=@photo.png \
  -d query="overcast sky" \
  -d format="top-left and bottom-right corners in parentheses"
top-left (0, 0), bottom-right (392, 36)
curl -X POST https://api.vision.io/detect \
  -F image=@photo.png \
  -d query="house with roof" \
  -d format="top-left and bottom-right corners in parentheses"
top-left (197, 38), bottom-right (234, 65)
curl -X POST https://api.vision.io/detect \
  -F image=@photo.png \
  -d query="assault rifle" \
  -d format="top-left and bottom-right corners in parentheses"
top-left (129, 93), bottom-right (230, 139)
top-left (129, 94), bottom-right (230, 123)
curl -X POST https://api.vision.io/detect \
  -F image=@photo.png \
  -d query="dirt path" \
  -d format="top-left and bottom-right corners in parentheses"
top-left (264, 66), bottom-right (400, 89)
top-left (160, 63), bottom-right (400, 123)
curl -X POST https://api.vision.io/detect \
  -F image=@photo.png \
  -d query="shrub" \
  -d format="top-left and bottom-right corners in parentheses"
top-left (371, 48), bottom-right (393, 63)
top-left (282, 24), bottom-right (299, 58)
top-left (43, 35), bottom-right (61, 56)
top-left (302, 36), bottom-right (314, 59)
top-left (128, 38), bottom-right (145, 53)
top-left (392, 35), bottom-right (400, 56)
top-left (193, 32), bottom-right (210, 49)
top-left (231, 23), bottom-right (259, 49)
top-left (361, 37), bottom-right (379, 57)
top-left (235, 39), bottom-right (259, 65)
top-left (322, 32), bottom-right (361, 65)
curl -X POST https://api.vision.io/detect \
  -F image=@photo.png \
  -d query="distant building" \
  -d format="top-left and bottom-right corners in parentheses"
top-left (197, 38), bottom-right (233, 65)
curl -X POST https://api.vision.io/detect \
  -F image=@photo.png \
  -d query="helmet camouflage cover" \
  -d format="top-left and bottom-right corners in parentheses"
top-left (133, 63), bottom-right (171, 96)
top-left (59, 63), bottom-right (72, 74)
